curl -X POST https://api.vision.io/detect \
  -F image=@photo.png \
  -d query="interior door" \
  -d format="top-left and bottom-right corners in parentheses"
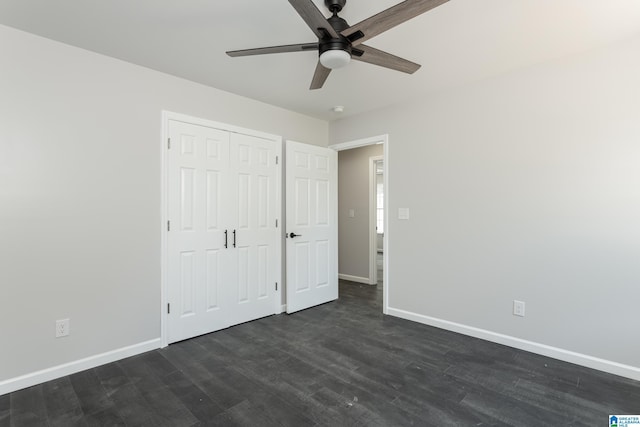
top-left (286, 141), bottom-right (338, 313)
top-left (228, 132), bottom-right (279, 325)
top-left (167, 120), bottom-right (231, 343)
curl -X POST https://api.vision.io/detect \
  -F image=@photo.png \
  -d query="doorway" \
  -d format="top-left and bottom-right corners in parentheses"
top-left (331, 135), bottom-right (389, 314)
top-left (373, 158), bottom-right (384, 287)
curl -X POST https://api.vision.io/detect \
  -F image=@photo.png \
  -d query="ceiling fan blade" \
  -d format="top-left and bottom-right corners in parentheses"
top-left (288, 0), bottom-right (339, 39)
top-left (352, 44), bottom-right (421, 74)
top-left (310, 61), bottom-right (331, 90)
top-left (342, 0), bottom-right (450, 46)
top-left (227, 43), bottom-right (318, 57)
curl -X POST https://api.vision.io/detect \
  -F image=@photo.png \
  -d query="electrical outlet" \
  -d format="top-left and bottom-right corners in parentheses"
top-left (56, 318), bottom-right (70, 338)
top-left (513, 300), bottom-right (525, 317)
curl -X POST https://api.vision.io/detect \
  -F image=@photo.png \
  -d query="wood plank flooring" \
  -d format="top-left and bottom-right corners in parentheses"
top-left (2, 280), bottom-right (639, 426)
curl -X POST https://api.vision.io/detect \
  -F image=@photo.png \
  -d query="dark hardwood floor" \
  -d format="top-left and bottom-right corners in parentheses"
top-left (2, 280), bottom-right (639, 426)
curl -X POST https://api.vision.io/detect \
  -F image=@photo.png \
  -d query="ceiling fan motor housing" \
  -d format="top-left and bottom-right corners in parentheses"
top-left (319, 14), bottom-right (351, 56)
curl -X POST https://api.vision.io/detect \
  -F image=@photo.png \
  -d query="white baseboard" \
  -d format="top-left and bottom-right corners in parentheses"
top-left (339, 273), bottom-right (375, 285)
top-left (387, 307), bottom-right (640, 382)
top-left (0, 339), bottom-right (161, 396)
top-left (281, 304), bottom-right (287, 313)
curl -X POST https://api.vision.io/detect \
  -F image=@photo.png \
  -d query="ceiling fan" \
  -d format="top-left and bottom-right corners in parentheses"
top-left (226, 0), bottom-right (450, 89)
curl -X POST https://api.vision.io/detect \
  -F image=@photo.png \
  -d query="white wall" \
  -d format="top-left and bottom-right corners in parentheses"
top-left (330, 34), bottom-right (640, 378)
top-left (0, 24), bottom-right (328, 388)
top-left (338, 144), bottom-right (383, 280)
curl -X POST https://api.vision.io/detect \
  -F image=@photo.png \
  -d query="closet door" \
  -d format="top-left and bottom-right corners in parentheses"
top-left (227, 133), bottom-right (279, 326)
top-left (166, 118), bottom-right (280, 345)
top-left (167, 120), bottom-right (232, 343)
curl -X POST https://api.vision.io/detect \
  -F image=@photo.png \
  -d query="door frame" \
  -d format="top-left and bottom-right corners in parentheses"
top-left (160, 111), bottom-right (283, 348)
top-left (330, 134), bottom-right (389, 315)
top-left (369, 155), bottom-right (384, 286)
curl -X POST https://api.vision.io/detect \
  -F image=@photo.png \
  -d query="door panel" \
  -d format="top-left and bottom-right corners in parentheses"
top-left (316, 240), bottom-right (329, 287)
top-left (286, 141), bottom-right (338, 313)
top-left (205, 249), bottom-right (220, 310)
top-left (228, 133), bottom-right (278, 326)
top-left (168, 120), bottom-right (231, 343)
top-left (179, 251), bottom-right (195, 316)
top-left (206, 171), bottom-right (221, 230)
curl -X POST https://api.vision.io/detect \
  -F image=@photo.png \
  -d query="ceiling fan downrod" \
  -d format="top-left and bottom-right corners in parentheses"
top-left (324, 0), bottom-right (346, 14)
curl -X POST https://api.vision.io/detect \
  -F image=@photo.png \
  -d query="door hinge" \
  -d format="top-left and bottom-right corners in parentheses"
top-left (275, 155), bottom-right (279, 165)
top-left (168, 138), bottom-right (171, 150)
top-left (275, 219), bottom-right (278, 228)
top-left (275, 282), bottom-right (278, 291)
top-left (167, 220), bottom-right (171, 231)
top-left (167, 303), bottom-right (170, 314)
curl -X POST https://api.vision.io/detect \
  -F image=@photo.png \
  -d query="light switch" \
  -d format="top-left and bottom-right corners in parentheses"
top-left (348, 209), bottom-right (355, 218)
top-left (398, 208), bottom-right (410, 220)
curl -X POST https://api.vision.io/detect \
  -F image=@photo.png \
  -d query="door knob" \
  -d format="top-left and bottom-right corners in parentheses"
top-left (289, 232), bottom-right (302, 238)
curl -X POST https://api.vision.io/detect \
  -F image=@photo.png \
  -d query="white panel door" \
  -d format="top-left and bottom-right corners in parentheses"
top-left (167, 120), bottom-right (231, 343)
top-left (167, 120), bottom-right (279, 344)
top-left (228, 132), bottom-right (279, 325)
top-left (286, 141), bottom-right (338, 313)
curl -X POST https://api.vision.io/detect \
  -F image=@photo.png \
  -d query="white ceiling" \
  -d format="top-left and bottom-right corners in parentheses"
top-left (2, 0), bottom-right (640, 121)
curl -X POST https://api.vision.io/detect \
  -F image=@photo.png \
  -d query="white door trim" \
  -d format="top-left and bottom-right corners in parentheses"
top-left (329, 135), bottom-right (389, 315)
top-left (330, 135), bottom-right (385, 152)
top-left (160, 111), bottom-right (282, 347)
top-left (369, 155), bottom-right (383, 286)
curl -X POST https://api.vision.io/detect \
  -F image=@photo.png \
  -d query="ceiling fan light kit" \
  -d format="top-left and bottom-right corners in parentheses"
top-left (320, 49), bottom-right (351, 69)
top-left (226, 0), bottom-right (450, 89)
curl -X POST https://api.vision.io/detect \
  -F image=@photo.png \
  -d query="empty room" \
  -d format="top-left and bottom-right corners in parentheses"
top-left (1, 0), bottom-right (639, 425)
